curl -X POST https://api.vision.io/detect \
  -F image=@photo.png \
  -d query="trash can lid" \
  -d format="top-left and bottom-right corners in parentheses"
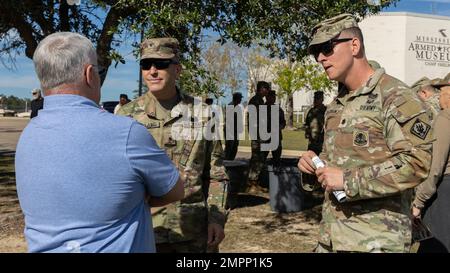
top-left (223, 160), bottom-right (248, 167)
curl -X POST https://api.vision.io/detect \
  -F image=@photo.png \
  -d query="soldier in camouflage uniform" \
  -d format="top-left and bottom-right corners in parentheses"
top-left (117, 38), bottom-right (228, 253)
top-left (247, 81), bottom-right (270, 190)
top-left (304, 91), bottom-right (326, 155)
top-left (298, 14), bottom-right (434, 252)
top-left (302, 91), bottom-right (326, 191)
top-left (411, 77), bottom-right (441, 116)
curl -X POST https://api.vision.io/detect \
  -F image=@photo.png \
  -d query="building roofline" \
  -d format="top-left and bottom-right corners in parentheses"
top-left (375, 11), bottom-right (450, 21)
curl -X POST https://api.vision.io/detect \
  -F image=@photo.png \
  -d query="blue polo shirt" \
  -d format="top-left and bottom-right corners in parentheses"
top-left (15, 95), bottom-right (179, 253)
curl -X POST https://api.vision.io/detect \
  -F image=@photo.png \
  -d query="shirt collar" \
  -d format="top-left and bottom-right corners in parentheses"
top-left (43, 94), bottom-right (99, 109)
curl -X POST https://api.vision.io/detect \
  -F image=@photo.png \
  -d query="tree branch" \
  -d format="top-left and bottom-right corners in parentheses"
top-left (96, 4), bottom-right (136, 85)
top-left (0, 3), bottom-right (38, 59)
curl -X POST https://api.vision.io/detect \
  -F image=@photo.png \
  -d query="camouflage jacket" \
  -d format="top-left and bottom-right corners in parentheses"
top-left (117, 90), bottom-right (229, 244)
top-left (304, 104), bottom-right (326, 144)
top-left (319, 68), bottom-right (433, 252)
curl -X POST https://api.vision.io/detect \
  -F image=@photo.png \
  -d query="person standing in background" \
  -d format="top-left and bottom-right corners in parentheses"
top-left (30, 88), bottom-right (44, 118)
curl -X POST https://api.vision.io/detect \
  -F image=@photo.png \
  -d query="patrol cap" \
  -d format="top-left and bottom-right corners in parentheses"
top-left (140, 37), bottom-right (180, 61)
top-left (430, 73), bottom-right (450, 88)
top-left (308, 13), bottom-right (359, 50)
top-left (314, 91), bottom-right (324, 99)
top-left (411, 76), bottom-right (437, 93)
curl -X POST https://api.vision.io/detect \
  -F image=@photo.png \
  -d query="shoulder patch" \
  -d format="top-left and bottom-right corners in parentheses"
top-left (410, 118), bottom-right (431, 140)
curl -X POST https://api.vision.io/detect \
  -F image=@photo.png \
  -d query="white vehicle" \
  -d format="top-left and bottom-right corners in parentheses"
top-left (0, 109), bottom-right (16, 117)
top-left (16, 111), bottom-right (31, 118)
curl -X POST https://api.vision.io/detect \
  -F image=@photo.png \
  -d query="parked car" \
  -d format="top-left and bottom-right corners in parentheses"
top-left (0, 109), bottom-right (16, 117)
top-left (16, 111), bottom-right (31, 118)
top-left (100, 101), bottom-right (119, 114)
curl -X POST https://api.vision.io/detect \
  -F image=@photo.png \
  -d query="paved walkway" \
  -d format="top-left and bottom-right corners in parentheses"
top-left (236, 146), bottom-right (306, 158)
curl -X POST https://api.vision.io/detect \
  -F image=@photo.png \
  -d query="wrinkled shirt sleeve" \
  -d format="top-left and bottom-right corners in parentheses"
top-left (126, 122), bottom-right (179, 197)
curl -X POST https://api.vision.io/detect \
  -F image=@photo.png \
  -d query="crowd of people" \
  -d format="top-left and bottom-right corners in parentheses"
top-left (14, 12), bottom-right (450, 253)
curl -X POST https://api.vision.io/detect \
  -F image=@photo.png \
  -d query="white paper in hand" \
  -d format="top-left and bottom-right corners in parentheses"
top-left (311, 156), bottom-right (346, 203)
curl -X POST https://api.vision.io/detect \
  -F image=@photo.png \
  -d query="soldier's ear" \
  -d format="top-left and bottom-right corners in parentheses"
top-left (351, 37), bottom-right (362, 57)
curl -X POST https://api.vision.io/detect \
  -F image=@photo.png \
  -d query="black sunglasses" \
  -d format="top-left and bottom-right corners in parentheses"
top-left (310, 38), bottom-right (353, 60)
top-left (140, 59), bottom-right (178, 70)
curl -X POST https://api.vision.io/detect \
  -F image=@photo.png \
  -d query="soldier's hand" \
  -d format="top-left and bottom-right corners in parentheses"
top-left (412, 206), bottom-right (421, 219)
top-left (298, 150), bottom-right (317, 175)
top-left (207, 223), bottom-right (225, 247)
top-left (316, 167), bottom-right (344, 192)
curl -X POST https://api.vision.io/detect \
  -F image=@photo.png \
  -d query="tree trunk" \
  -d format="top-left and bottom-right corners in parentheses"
top-left (287, 93), bottom-right (294, 129)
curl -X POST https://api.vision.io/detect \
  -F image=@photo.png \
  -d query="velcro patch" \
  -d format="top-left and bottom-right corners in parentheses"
top-left (410, 119), bottom-right (431, 140)
top-left (353, 130), bottom-right (369, 147)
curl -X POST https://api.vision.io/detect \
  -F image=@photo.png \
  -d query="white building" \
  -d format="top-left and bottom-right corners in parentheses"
top-left (248, 12), bottom-right (450, 122)
top-left (359, 12), bottom-right (450, 85)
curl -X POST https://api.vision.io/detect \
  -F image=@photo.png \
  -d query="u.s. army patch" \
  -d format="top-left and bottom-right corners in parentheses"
top-left (353, 130), bottom-right (369, 147)
top-left (410, 118), bottom-right (431, 140)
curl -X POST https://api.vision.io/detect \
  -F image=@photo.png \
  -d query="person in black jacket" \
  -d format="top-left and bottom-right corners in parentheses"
top-left (30, 88), bottom-right (44, 118)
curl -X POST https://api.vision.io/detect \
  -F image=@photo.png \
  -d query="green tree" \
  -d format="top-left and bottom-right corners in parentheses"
top-left (0, 94), bottom-right (31, 111)
top-left (273, 58), bottom-right (335, 128)
top-left (0, 0), bottom-right (397, 92)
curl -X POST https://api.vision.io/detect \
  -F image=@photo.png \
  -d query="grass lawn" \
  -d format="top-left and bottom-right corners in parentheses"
top-left (239, 127), bottom-right (308, 151)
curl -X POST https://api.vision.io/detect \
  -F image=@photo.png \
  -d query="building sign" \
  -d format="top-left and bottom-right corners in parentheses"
top-left (408, 29), bottom-right (450, 67)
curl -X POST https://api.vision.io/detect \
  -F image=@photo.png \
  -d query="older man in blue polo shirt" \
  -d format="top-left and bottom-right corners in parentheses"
top-left (15, 32), bottom-right (184, 253)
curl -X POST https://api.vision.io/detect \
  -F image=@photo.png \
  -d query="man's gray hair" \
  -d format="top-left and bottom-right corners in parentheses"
top-left (33, 32), bottom-right (97, 91)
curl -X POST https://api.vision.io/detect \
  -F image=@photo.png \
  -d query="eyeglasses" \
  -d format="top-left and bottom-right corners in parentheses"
top-left (140, 59), bottom-right (178, 70)
top-left (309, 38), bottom-right (353, 61)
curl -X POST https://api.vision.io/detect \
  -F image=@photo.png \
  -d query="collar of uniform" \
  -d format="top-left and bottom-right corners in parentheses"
top-left (171, 90), bottom-right (203, 119)
top-left (337, 68), bottom-right (385, 106)
top-left (143, 87), bottom-right (186, 119)
top-left (143, 91), bottom-right (158, 118)
top-left (350, 68), bottom-right (385, 98)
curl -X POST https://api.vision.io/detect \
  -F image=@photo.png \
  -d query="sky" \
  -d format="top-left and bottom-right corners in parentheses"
top-left (1, 0), bottom-right (450, 104)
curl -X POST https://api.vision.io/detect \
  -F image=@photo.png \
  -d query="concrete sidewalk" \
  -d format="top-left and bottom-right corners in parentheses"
top-left (235, 146), bottom-right (306, 158)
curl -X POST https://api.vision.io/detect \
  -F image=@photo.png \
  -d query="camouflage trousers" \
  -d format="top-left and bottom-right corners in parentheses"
top-left (314, 242), bottom-right (393, 253)
top-left (247, 140), bottom-right (268, 181)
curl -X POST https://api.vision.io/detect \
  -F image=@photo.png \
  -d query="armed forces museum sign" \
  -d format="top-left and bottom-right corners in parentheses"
top-left (409, 30), bottom-right (450, 68)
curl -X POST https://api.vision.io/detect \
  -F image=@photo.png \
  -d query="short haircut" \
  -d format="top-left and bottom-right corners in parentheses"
top-left (120, 94), bottom-right (129, 99)
top-left (314, 91), bottom-right (324, 100)
top-left (341, 27), bottom-right (365, 54)
top-left (256, 81), bottom-right (270, 92)
top-left (232, 92), bottom-right (243, 99)
top-left (33, 32), bottom-right (97, 91)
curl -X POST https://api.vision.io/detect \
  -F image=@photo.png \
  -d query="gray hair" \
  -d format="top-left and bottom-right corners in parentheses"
top-left (33, 32), bottom-right (97, 91)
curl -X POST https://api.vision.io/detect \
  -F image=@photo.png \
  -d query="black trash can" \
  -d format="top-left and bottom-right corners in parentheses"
top-left (223, 159), bottom-right (249, 193)
top-left (268, 158), bottom-right (305, 213)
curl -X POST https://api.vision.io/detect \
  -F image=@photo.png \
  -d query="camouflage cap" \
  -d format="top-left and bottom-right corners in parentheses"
top-left (410, 76), bottom-right (440, 93)
top-left (430, 73), bottom-right (450, 88)
top-left (308, 13), bottom-right (359, 50)
top-left (411, 76), bottom-right (432, 89)
top-left (140, 37), bottom-right (180, 61)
